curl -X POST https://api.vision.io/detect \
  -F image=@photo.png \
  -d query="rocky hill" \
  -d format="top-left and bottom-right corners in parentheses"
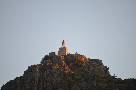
top-left (1, 52), bottom-right (136, 90)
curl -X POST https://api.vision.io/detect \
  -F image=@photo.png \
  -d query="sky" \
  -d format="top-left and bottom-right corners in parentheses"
top-left (0, 0), bottom-right (136, 87)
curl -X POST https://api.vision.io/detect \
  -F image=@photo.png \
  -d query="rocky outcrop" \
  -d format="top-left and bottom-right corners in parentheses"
top-left (1, 52), bottom-right (136, 90)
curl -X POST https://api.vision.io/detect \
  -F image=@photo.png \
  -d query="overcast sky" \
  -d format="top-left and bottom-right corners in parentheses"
top-left (0, 0), bottom-right (136, 87)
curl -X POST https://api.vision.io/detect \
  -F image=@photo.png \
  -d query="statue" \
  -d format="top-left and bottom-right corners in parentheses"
top-left (62, 40), bottom-right (65, 47)
top-left (58, 40), bottom-right (68, 56)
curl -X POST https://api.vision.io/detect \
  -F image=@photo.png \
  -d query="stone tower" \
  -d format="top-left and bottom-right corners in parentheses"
top-left (58, 40), bottom-right (68, 56)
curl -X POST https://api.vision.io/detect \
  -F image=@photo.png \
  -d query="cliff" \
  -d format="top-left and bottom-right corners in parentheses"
top-left (1, 52), bottom-right (136, 90)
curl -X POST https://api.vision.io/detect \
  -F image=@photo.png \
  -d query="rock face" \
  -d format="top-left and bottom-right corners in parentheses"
top-left (1, 53), bottom-right (136, 90)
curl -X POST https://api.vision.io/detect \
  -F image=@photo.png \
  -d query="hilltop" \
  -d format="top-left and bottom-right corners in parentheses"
top-left (1, 52), bottom-right (136, 90)
top-left (1, 40), bottom-right (136, 90)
